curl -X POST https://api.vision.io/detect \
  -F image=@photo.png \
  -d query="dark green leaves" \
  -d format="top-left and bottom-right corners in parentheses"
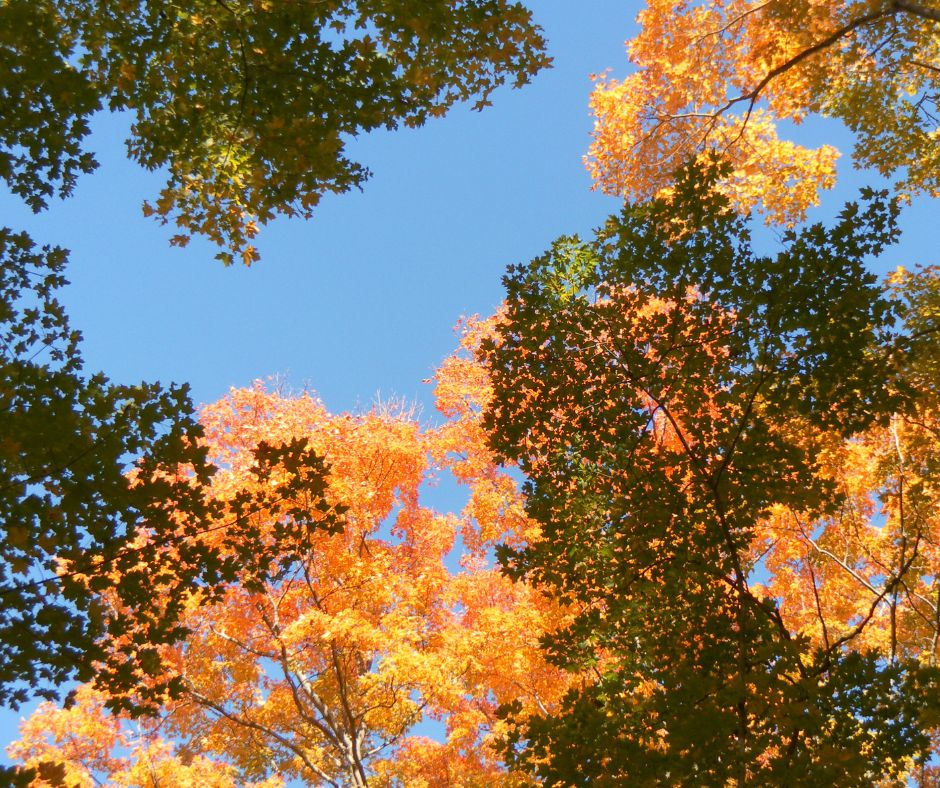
top-left (0, 1), bottom-right (100, 211)
top-left (2, 0), bottom-right (550, 264)
top-left (484, 164), bottom-right (935, 783)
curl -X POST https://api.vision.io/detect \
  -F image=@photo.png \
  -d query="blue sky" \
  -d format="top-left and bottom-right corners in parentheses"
top-left (1, 0), bottom-right (937, 769)
top-left (0, 2), bottom-right (933, 419)
top-left (0, 3), bottom-right (634, 419)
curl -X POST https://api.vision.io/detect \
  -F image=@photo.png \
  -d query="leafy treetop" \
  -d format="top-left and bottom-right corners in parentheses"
top-left (482, 164), bottom-right (940, 784)
top-left (0, 228), bottom-right (349, 719)
top-left (9, 366), bottom-right (571, 786)
top-left (1, 0), bottom-right (550, 264)
top-left (588, 0), bottom-right (940, 224)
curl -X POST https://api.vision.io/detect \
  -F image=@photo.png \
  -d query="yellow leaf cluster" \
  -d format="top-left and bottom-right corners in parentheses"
top-left (589, 0), bottom-right (940, 223)
top-left (754, 407), bottom-right (940, 666)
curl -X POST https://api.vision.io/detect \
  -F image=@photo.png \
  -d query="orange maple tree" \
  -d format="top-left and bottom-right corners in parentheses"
top-left (9, 328), bottom-right (571, 786)
top-left (8, 684), bottom-right (282, 788)
top-left (11, 265), bottom-right (939, 784)
top-left (588, 0), bottom-right (940, 224)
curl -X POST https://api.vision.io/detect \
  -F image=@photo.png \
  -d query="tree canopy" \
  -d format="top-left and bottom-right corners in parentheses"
top-left (3, 1), bottom-right (940, 785)
top-left (588, 0), bottom-right (940, 224)
top-left (2, 0), bottom-right (549, 263)
top-left (9, 372), bottom-right (572, 786)
top-left (482, 165), bottom-right (940, 784)
top-left (0, 229), bottom-right (347, 716)
top-left (0, 0), bottom-right (550, 728)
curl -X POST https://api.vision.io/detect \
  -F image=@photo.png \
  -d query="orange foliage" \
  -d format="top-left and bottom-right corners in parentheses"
top-left (757, 409), bottom-right (940, 666)
top-left (7, 685), bottom-right (280, 788)
top-left (588, 0), bottom-right (940, 224)
top-left (9, 325), bottom-right (571, 786)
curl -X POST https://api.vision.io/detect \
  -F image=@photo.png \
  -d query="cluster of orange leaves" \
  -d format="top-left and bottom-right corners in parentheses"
top-left (587, 0), bottom-right (940, 224)
top-left (757, 412), bottom-right (940, 666)
top-left (8, 318), bottom-right (572, 786)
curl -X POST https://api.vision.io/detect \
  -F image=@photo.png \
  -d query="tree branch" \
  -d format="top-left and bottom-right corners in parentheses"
top-left (893, 0), bottom-right (940, 24)
top-left (184, 680), bottom-right (339, 787)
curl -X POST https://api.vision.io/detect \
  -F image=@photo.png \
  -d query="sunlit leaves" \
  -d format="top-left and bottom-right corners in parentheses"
top-left (9, 376), bottom-right (570, 785)
top-left (7, 685), bottom-right (281, 788)
top-left (3, 0), bottom-right (549, 264)
top-left (588, 0), bottom-right (940, 224)
top-left (167, 384), bottom-right (569, 784)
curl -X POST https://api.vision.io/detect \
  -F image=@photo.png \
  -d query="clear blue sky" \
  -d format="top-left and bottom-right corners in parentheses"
top-left (1, 0), bottom-right (937, 767)
top-left (0, 3), bottom-right (636, 420)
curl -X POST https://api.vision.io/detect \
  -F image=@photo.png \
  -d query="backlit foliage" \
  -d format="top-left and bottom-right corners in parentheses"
top-left (588, 0), bottom-right (940, 224)
top-left (0, 0), bottom-right (550, 736)
top-left (10, 363), bottom-right (571, 786)
top-left (1, 0), bottom-right (549, 263)
top-left (0, 230), bottom-right (340, 714)
top-left (482, 164), bottom-right (940, 784)
top-left (7, 685), bottom-right (282, 788)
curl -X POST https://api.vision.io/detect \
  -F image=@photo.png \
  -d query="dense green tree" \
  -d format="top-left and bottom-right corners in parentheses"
top-left (483, 164), bottom-right (940, 784)
top-left (1, 0), bottom-right (548, 263)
